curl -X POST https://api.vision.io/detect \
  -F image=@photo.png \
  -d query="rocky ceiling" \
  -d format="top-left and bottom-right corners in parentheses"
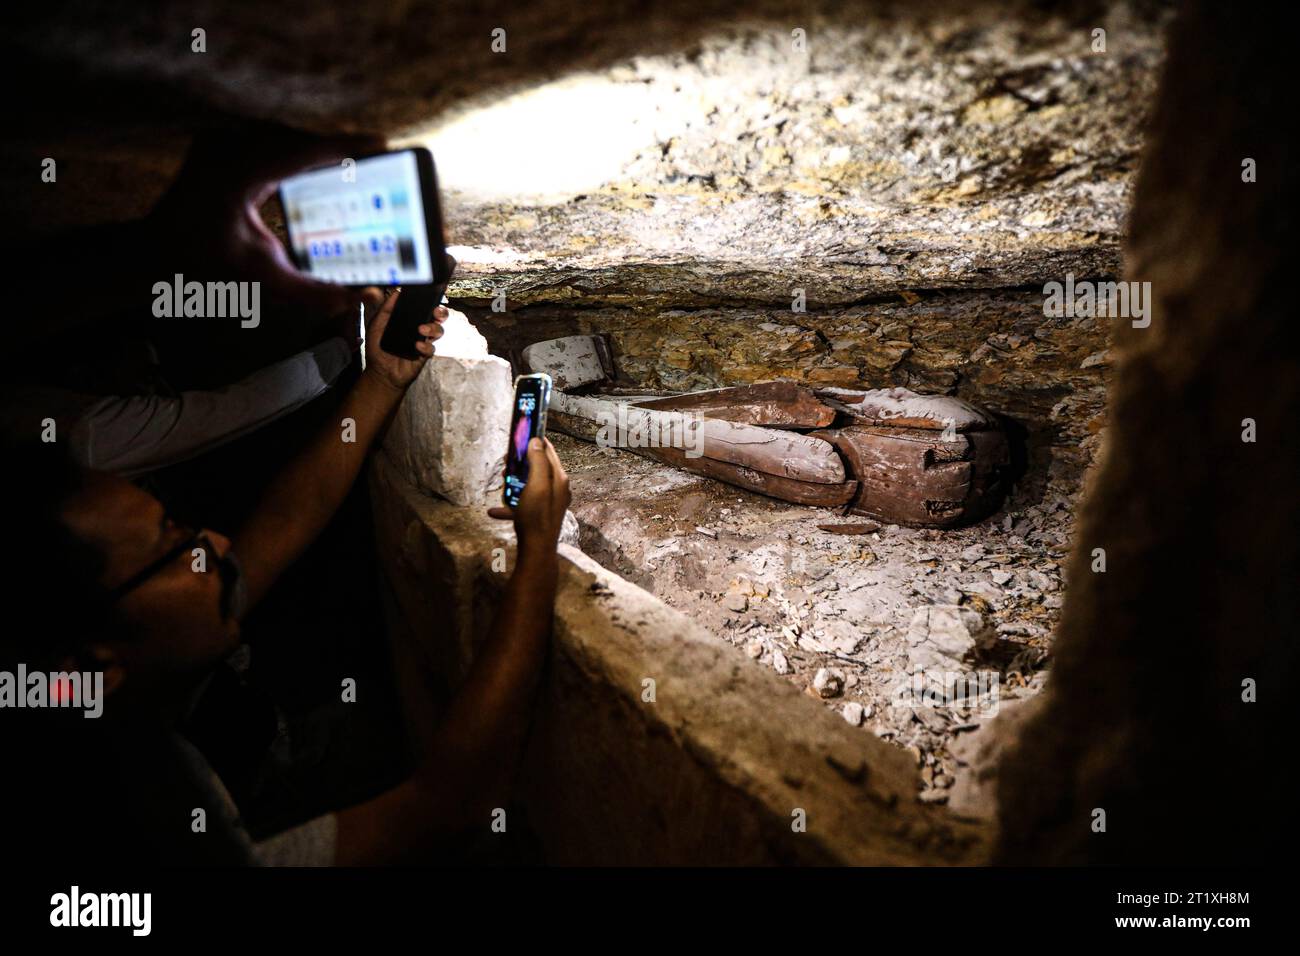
top-left (12, 0), bottom-right (1166, 286)
top-left (6, 0), bottom-right (1171, 484)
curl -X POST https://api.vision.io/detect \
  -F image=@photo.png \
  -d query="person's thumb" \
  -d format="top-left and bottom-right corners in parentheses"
top-left (524, 438), bottom-right (551, 491)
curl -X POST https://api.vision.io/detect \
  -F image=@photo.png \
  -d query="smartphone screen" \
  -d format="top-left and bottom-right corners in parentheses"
top-left (503, 374), bottom-right (552, 508)
top-left (280, 149), bottom-right (437, 286)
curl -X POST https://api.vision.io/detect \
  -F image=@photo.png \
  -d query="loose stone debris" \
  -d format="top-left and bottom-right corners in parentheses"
top-left (557, 431), bottom-right (1069, 798)
top-left (811, 667), bottom-right (844, 699)
top-left (905, 605), bottom-right (994, 675)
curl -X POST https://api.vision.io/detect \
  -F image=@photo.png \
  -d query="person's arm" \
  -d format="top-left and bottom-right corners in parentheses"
top-left (333, 438), bottom-right (571, 865)
top-left (233, 289), bottom-right (444, 610)
top-left (67, 337), bottom-right (354, 477)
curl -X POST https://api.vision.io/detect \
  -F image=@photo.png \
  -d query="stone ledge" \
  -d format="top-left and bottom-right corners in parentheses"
top-left (445, 241), bottom-right (1122, 311)
top-left (369, 452), bottom-right (990, 864)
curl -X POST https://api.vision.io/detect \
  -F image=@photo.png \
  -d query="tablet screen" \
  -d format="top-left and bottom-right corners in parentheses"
top-left (281, 150), bottom-right (435, 285)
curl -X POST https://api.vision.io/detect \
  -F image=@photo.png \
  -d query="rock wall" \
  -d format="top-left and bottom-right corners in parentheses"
top-left (996, 1), bottom-right (1294, 865)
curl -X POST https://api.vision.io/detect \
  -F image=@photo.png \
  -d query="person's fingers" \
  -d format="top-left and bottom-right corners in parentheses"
top-left (433, 305), bottom-right (449, 321)
top-left (244, 132), bottom-right (388, 204)
top-left (257, 270), bottom-right (357, 315)
top-left (247, 226), bottom-right (362, 312)
top-left (417, 322), bottom-right (445, 339)
top-left (414, 339), bottom-right (435, 357)
top-left (161, 126), bottom-right (383, 211)
top-left (487, 507), bottom-right (515, 520)
top-left (365, 288), bottom-right (400, 335)
top-left (261, 267), bottom-right (359, 314)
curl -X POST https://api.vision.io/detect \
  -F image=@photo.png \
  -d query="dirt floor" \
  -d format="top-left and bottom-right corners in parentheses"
top-left (552, 431), bottom-right (1076, 805)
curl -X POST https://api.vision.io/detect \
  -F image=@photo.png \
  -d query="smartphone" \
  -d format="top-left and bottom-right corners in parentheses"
top-left (278, 146), bottom-right (454, 358)
top-left (503, 373), bottom-right (553, 509)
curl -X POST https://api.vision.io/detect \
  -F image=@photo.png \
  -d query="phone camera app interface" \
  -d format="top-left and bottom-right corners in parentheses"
top-left (282, 151), bottom-right (433, 286)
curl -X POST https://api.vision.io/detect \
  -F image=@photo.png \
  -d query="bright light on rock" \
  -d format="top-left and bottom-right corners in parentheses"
top-left (432, 307), bottom-right (489, 359)
top-left (410, 76), bottom-right (667, 202)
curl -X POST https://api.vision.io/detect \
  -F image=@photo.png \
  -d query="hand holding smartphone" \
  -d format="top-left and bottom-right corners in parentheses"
top-left (503, 374), bottom-right (553, 509)
top-left (278, 146), bottom-right (452, 358)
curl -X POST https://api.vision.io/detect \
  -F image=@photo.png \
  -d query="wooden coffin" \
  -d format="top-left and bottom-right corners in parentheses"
top-left (811, 424), bottom-right (1010, 528)
top-left (549, 409), bottom-right (858, 508)
top-left (552, 391), bottom-right (845, 484)
top-left (633, 382), bottom-right (836, 429)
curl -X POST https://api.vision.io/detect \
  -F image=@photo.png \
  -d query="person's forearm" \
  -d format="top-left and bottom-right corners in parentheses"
top-left (334, 544), bottom-right (559, 864)
top-left (420, 541), bottom-right (558, 796)
top-left (69, 337), bottom-right (353, 477)
top-left (234, 368), bottom-right (404, 609)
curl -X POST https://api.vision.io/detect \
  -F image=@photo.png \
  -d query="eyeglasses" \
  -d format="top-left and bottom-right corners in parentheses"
top-left (108, 528), bottom-right (212, 602)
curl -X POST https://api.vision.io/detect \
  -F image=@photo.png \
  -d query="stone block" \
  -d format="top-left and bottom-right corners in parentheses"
top-left (381, 311), bottom-right (512, 506)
